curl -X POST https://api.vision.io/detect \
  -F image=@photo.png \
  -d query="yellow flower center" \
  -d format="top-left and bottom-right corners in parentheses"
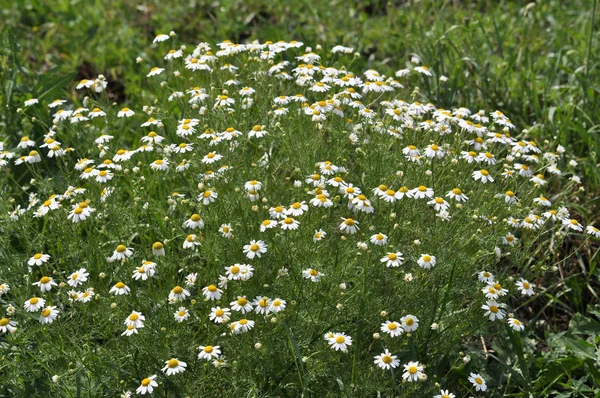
top-left (141, 378), bottom-right (151, 386)
top-left (250, 244), bottom-right (260, 251)
top-left (173, 286), bottom-right (183, 294)
top-left (405, 318), bottom-right (414, 326)
top-left (382, 355), bottom-right (393, 364)
top-left (335, 336), bottom-right (345, 344)
top-left (207, 285), bottom-right (217, 292)
top-left (42, 309), bottom-right (51, 317)
top-left (388, 323), bottom-right (397, 330)
top-left (480, 170), bottom-right (489, 176)
top-left (191, 214), bottom-right (201, 221)
top-left (116, 245), bottom-right (127, 253)
top-left (30, 297), bottom-right (39, 304)
top-left (152, 242), bottom-right (163, 250)
top-left (115, 282), bottom-right (125, 289)
top-left (408, 366), bottom-right (418, 374)
top-left (215, 309), bottom-right (224, 316)
top-left (129, 313), bottom-right (139, 321)
top-left (423, 255), bottom-right (431, 262)
top-left (0, 318), bottom-right (8, 326)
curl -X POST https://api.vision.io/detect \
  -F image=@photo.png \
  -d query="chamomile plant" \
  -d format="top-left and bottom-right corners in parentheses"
top-left (0, 36), bottom-right (594, 396)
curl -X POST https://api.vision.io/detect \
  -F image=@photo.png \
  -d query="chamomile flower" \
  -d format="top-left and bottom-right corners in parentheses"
top-left (183, 214), bottom-right (204, 229)
top-left (380, 252), bottom-right (404, 268)
top-left (231, 296), bottom-right (253, 314)
top-left (401, 315), bottom-right (419, 332)
top-left (481, 300), bottom-right (506, 321)
top-left (202, 285), bottom-right (223, 300)
top-left (370, 233), bottom-right (388, 246)
top-left (381, 321), bottom-right (403, 337)
top-left (409, 185), bottom-right (434, 199)
top-left (515, 279), bottom-right (534, 296)
top-left (280, 217), bottom-right (300, 230)
top-left (28, 253), bottom-right (50, 266)
top-left (339, 217), bottom-right (359, 234)
top-left (508, 317), bottom-right (525, 331)
top-left (24, 297), bottom-right (46, 312)
top-left (563, 218), bottom-right (583, 231)
top-left (328, 332), bottom-right (352, 352)
top-left (198, 345), bottom-right (221, 361)
top-left (39, 306), bottom-right (59, 324)
top-left (209, 307), bottom-right (231, 324)
top-left (124, 311), bottom-right (145, 330)
top-left (269, 298), bottom-right (286, 313)
top-left (136, 375), bottom-right (158, 395)
top-left (586, 225), bottom-right (600, 238)
top-left (169, 286), bottom-right (190, 302)
top-left (108, 245), bottom-right (134, 262)
top-left (402, 361), bottom-right (424, 382)
top-left (219, 224), bottom-right (233, 238)
top-left (434, 390), bottom-right (455, 398)
top-left (199, 189), bottom-right (218, 205)
top-left (502, 233), bottom-right (518, 246)
top-left (427, 197), bottom-right (450, 211)
top-left (417, 254), bottom-right (436, 269)
top-left (468, 373), bottom-right (487, 391)
top-left (286, 201), bottom-right (308, 216)
top-left (183, 234), bottom-right (201, 249)
top-left (374, 349), bottom-right (400, 370)
top-left (162, 359), bottom-right (187, 376)
top-left (446, 188), bottom-right (468, 202)
top-left (478, 271), bottom-right (495, 283)
top-left (152, 242), bottom-right (165, 257)
top-left (231, 318), bottom-right (255, 334)
top-left (32, 276), bottom-right (57, 292)
top-left (109, 282), bottom-right (130, 296)
top-left (174, 307), bottom-right (190, 322)
top-left (0, 317), bottom-right (17, 334)
top-left (472, 169), bottom-right (494, 183)
top-left (117, 108), bottom-right (135, 118)
top-left (302, 268), bottom-right (324, 282)
top-left (313, 229), bottom-right (327, 242)
top-left (67, 268), bottom-right (89, 287)
top-left (243, 240), bottom-right (267, 259)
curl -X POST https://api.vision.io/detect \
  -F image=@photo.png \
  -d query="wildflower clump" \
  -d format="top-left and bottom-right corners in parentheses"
top-left (0, 36), bottom-right (594, 396)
